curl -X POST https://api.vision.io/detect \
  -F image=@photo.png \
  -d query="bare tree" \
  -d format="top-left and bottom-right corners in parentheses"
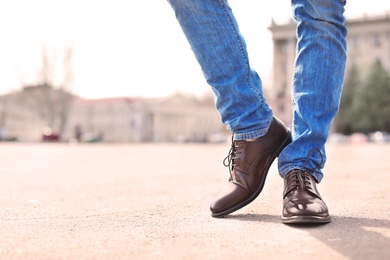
top-left (57, 45), bottom-right (74, 135)
top-left (22, 43), bottom-right (75, 137)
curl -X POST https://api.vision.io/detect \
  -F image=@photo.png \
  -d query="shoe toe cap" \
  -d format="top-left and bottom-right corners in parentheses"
top-left (210, 183), bottom-right (248, 214)
top-left (283, 199), bottom-right (329, 217)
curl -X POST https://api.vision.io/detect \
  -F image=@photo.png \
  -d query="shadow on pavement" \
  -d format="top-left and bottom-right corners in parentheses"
top-left (226, 213), bottom-right (390, 259)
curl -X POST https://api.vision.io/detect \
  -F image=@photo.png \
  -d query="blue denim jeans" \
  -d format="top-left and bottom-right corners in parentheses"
top-left (168, 0), bottom-right (348, 182)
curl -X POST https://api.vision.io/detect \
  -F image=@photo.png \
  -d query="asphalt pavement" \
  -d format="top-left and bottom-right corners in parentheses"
top-left (1, 142), bottom-right (389, 259)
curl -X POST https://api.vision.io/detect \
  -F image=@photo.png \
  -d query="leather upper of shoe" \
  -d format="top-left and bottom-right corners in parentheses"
top-left (210, 117), bottom-right (291, 213)
top-left (283, 170), bottom-right (329, 217)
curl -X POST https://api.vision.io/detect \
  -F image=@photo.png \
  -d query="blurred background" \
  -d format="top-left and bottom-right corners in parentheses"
top-left (0, 0), bottom-right (389, 143)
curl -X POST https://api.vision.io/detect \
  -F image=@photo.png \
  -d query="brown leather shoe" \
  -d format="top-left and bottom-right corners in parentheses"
top-left (210, 117), bottom-right (291, 217)
top-left (282, 170), bottom-right (331, 224)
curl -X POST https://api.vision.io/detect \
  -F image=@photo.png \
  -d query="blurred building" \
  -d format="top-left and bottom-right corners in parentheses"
top-left (267, 12), bottom-right (390, 127)
top-left (0, 88), bottom-right (224, 143)
top-left (66, 93), bottom-right (223, 143)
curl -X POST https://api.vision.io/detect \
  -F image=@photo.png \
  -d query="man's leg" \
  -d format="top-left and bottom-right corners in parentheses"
top-left (278, 0), bottom-right (348, 224)
top-left (168, 0), bottom-right (291, 217)
top-left (168, 0), bottom-right (272, 138)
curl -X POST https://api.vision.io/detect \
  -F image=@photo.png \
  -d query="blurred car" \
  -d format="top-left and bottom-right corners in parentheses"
top-left (42, 127), bottom-right (61, 142)
top-left (368, 131), bottom-right (390, 143)
top-left (349, 133), bottom-right (369, 144)
top-left (328, 133), bottom-right (349, 144)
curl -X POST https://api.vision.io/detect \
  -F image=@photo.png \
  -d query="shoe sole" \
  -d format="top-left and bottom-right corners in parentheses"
top-left (281, 215), bottom-right (332, 224)
top-left (211, 130), bottom-right (292, 218)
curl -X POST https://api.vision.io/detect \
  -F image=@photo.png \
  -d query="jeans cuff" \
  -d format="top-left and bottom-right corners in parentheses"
top-left (279, 165), bottom-right (323, 183)
top-left (232, 118), bottom-right (273, 140)
top-left (233, 127), bottom-right (268, 141)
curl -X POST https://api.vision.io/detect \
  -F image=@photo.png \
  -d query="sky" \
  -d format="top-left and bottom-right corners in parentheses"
top-left (0, 0), bottom-right (389, 99)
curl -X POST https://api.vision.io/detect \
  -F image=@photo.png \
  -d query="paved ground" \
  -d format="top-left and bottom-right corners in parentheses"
top-left (1, 142), bottom-right (389, 260)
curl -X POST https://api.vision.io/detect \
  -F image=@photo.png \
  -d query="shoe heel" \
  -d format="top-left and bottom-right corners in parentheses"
top-left (276, 130), bottom-right (292, 158)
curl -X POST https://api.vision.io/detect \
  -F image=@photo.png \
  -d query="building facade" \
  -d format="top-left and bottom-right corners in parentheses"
top-left (0, 88), bottom-right (224, 143)
top-left (268, 13), bottom-right (390, 127)
top-left (65, 93), bottom-right (224, 143)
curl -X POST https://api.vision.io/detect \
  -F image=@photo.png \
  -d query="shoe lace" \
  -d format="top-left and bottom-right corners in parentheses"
top-left (294, 147), bottom-right (324, 188)
top-left (223, 135), bottom-right (242, 178)
top-left (295, 171), bottom-right (310, 188)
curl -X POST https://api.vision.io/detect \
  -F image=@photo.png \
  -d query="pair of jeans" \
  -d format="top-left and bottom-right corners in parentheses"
top-left (168, 0), bottom-right (348, 182)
